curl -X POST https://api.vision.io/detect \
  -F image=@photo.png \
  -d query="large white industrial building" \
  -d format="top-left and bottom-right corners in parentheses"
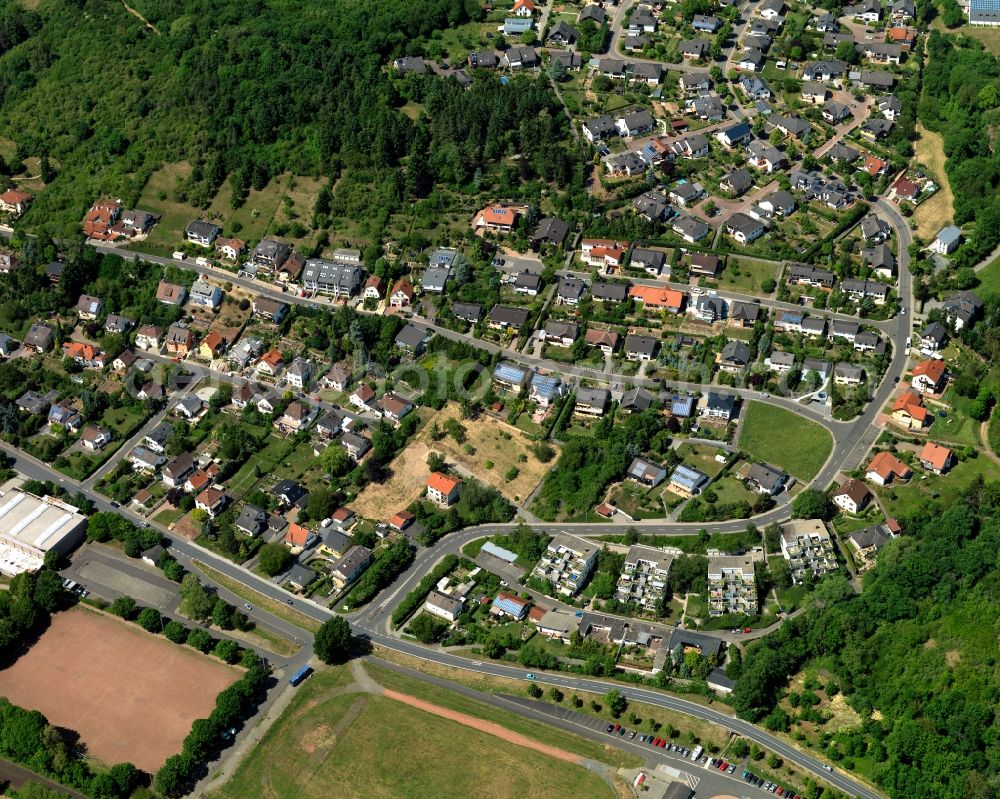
top-left (0, 489), bottom-right (87, 576)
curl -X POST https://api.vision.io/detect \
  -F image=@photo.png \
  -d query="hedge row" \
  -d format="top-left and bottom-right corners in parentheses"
top-left (390, 554), bottom-right (459, 628)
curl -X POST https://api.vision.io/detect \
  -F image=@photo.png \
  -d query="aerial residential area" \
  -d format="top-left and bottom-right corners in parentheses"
top-left (0, 0), bottom-right (996, 798)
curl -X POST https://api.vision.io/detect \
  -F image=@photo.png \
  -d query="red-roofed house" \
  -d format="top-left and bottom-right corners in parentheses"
top-left (911, 359), bottom-right (947, 394)
top-left (865, 450), bottom-right (912, 486)
top-left (580, 239), bottom-right (629, 269)
top-left (0, 188), bottom-right (32, 216)
top-left (82, 199), bottom-right (123, 240)
top-left (62, 341), bottom-right (107, 368)
top-left (389, 279), bottom-right (415, 308)
top-left (919, 442), bottom-right (954, 474)
top-left (513, 0), bottom-right (535, 14)
top-left (891, 176), bottom-right (921, 203)
top-left (863, 156), bottom-right (887, 177)
top-left (389, 510), bottom-right (415, 530)
top-left (257, 348), bottom-right (284, 377)
top-left (891, 389), bottom-right (929, 430)
top-left (195, 487), bottom-right (227, 517)
top-left (474, 205), bottom-right (518, 232)
top-left (184, 469), bottom-right (211, 494)
top-left (629, 285), bottom-right (685, 312)
top-left (285, 522), bottom-right (315, 548)
top-left (427, 472), bottom-right (462, 507)
top-left (364, 275), bottom-right (386, 300)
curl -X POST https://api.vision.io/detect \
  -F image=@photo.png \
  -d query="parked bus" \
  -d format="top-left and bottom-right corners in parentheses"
top-left (289, 665), bottom-right (313, 686)
top-left (690, 746), bottom-right (704, 762)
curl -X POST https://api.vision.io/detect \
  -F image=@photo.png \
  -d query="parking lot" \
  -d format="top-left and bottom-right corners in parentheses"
top-left (62, 543), bottom-right (180, 610)
top-left (499, 694), bottom-right (807, 798)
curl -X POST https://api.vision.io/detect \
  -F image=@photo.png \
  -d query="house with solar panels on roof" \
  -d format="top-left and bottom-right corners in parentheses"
top-left (492, 361), bottom-right (530, 392)
top-left (969, 0), bottom-right (1000, 25)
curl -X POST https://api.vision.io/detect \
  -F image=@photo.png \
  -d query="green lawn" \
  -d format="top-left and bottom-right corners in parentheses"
top-left (976, 254), bottom-right (1000, 296)
top-left (675, 442), bottom-right (729, 478)
top-left (714, 258), bottom-right (781, 295)
top-left (875, 455), bottom-right (1000, 519)
top-left (212, 664), bottom-right (619, 799)
top-left (738, 401), bottom-right (833, 481)
top-left (709, 475), bottom-right (759, 508)
top-left (102, 406), bottom-right (147, 436)
top-left (227, 433), bottom-right (295, 498)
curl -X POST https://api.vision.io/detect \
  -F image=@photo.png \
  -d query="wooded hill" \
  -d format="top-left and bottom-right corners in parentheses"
top-left (0, 0), bottom-right (576, 237)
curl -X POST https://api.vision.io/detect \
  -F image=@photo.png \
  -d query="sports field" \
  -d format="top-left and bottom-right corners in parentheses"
top-left (738, 401), bottom-right (833, 481)
top-left (212, 665), bottom-right (614, 799)
top-left (0, 606), bottom-right (239, 772)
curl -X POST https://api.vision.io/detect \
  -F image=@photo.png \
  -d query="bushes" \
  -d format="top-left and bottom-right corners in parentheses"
top-left (258, 542), bottom-right (292, 577)
top-left (85, 512), bottom-right (163, 558)
top-left (391, 554), bottom-right (458, 628)
top-left (341, 537), bottom-right (414, 608)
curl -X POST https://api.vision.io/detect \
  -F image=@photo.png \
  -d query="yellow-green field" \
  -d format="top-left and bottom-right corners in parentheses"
top-left (211, 665), bottom-right (615, 799)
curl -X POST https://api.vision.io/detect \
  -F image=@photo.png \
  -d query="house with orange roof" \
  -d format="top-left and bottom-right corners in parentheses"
top-left (363, 275), bottom-right (386, 300)
top-left (473, 205), bottom-right (518, 232)
top-left (285, 522), bottom-right (317, 549)
top-left (890, 389), bottom-right (929, 430)
top-left (81, 199), bottom-right (122, 239)
top-left (62, 341), bottom-right (107, 369)
top-left (513, 0), bottom-right (535, 14)
top-left (863, 156), bottom-right (887, 178)
top-left (629, 285), bottom-right (685, 313)
top-left (389, 278), bottom-right (415, 308)
top-left (427, 471), bottom-right (462, 507)
top-left (184, 469), bottom-right (211, 494)
top-left (580, 239), bottom-right (629, 269)
top-left (910, 359), bottom-right (947, 395)
top-left (886, 26), bottom-right (917, 49)
top-left (195, 487), bottom-right (227, 517)
top-left (389, 510), bottom-right (415, 530)
top-left (0, 188), bottom-right (32, 216)
top-left (199, 330), bottom-right (227, 359)
top-left (215, 237), bottom-right (246, 261)
top-left (256, 348), bottom-right (285, 377)
top-left (865, 450), bottom-right (912, 486)
top-left (919, 442), bottom-right (953, 475)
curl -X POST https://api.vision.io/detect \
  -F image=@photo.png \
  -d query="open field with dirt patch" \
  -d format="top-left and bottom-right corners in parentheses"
top-left (0, 606), bottom-right (239, 771)
top-left (352, 403), bottom-right (555, 517)
top-left (211, 664), bottom-right (613, 799)
top-left (912, 123), bottom-right (954, 242)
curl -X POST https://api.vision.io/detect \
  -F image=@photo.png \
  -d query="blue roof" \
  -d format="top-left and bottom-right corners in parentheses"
top-left (671, 464), bottom-right (708, 492)
top-left (671, 395), bottom-right (695, 416)
top-left (504, 18), bottom-right (534, 32)
top-left (970, 0), bottom-right (1000, 23)
top-left (494, 362), bottom-right (529, 385)
top-left (491, 595), bottom-right (527, 616)
top-left (936, 225), bottom-right (961, 245)
top-left (530, 373), bottom-right (562, 400)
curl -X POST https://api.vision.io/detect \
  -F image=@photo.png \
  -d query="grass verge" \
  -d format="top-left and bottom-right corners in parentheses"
top-left (192, 560), bottom-right (322, 634)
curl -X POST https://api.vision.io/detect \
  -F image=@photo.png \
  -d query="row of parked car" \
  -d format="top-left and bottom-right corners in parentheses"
top-left (740, 768), bottom-right (799, 798)
top-left (603, 722), bottom-right (818, 798)
top-left (604, 724), bottom-right (696, 755)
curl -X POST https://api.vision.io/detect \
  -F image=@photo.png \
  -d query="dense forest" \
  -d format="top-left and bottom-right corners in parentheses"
top-left (731, 479), bottom-right (1000, 799)
top-left (0, 0), bottom-right (579, 237)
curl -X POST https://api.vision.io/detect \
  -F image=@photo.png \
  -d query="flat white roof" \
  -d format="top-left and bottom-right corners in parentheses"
top-left (0, 490), bottom-right (85, 555)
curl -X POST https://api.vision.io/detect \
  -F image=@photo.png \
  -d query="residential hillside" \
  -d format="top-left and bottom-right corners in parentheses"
top-left (732, 479), bottom-right (1000, 799)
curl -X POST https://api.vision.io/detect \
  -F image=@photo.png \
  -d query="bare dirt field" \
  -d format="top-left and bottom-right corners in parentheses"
top-left (351, 403), bottom-right (555, 518)
top-left (912, 122), bottom-right (954, 242)
top-left (0, 606), bottom-right (239, 772)
top-left (382, 689), bottom-right (583, 764)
